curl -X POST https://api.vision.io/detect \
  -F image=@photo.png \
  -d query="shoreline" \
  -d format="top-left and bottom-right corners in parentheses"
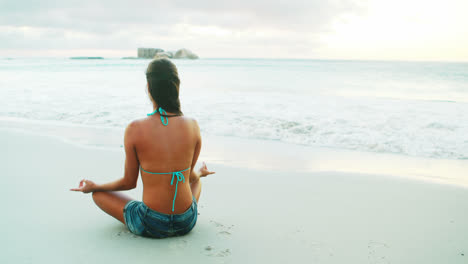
top-left (1, 128), bottom-right (468, 263)
top-left (1, 116), bottom-right (467, 188)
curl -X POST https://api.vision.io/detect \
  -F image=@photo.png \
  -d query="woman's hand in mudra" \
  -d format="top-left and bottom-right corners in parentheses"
top-left (199, 162), bottom-right (215, 177)
top-left (70, 179), bottom-right (97, 193)
top-left (190, 162), bottom-right (215, 183)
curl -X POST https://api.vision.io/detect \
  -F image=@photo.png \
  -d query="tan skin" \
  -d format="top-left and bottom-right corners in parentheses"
top-left (71, 89), bottom-right (215, 223)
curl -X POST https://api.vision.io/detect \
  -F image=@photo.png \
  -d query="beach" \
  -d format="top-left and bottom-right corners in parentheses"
top-left (1, 58), bottom-right (467, 263)
top-left (2, 0), bottom-right (468, 262)
top-left (2, 127), bottom-right (468, 264)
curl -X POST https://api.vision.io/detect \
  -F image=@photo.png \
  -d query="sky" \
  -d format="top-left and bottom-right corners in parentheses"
top-left (0, 0), bottom-right (467, 61)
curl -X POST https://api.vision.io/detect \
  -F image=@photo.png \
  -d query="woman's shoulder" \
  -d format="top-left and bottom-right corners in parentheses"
top-left (124, 118), bottom-right (145, 138)
top-left (126, 116), bottom-right (198, 132)
top-left (179, 116), bottom-right (200, 136)
top-left (127, 118), bottom-right (146, 128)
top-left (180, 115), bottom-right (198, 123)
top-left (181, 116), bottom-right (200, 129)
top-left (127, 116), bottom-right (198, 128)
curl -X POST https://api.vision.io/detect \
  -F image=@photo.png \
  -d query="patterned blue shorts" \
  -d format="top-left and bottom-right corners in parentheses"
top-left (123, 196), bottom-right (198, 238)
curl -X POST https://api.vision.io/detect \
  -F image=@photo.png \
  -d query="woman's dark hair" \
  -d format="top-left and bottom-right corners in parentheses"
top-left (146, 58), bottom-right (182, 115)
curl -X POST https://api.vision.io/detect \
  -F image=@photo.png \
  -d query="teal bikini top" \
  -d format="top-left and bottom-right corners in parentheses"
top-left (140, 166), bottom-right (190, 212)
top-left (147, 107), bottom-right (181, 126)
top-left (142, 107), bottom-right (190, 212)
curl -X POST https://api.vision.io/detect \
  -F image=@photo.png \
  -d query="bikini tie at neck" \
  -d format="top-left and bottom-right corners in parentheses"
top-left (147, 107), bottom-right (169, 126)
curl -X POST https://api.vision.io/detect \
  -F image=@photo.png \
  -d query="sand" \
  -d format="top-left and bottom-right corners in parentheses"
top-left (1, 128), bottom-right (468, 264)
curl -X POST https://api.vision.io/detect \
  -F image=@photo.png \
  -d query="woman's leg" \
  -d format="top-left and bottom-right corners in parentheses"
top-left (92, 191), bottom-right (133, 224)
top-left (190, 180), bottom-right (202, 203)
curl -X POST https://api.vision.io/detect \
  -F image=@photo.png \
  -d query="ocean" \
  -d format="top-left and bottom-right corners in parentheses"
top-left (1, 58), bottom-right (467, 160)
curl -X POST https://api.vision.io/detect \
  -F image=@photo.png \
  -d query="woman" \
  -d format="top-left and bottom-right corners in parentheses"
top-left (71, 58), bottom-right (215, 238)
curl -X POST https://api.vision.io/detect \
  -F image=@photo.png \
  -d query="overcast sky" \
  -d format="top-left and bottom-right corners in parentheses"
top-left (1, 0), bottom-right (467, 60)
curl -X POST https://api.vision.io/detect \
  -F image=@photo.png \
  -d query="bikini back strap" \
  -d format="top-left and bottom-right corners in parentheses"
top-left (140, 166), bottom-right (191, 211)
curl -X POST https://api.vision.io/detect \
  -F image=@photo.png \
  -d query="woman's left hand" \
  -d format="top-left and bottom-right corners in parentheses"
top-left (70, 179), bottom-right (97, 193)
top-left (199, 162), bottom-right (215, 177)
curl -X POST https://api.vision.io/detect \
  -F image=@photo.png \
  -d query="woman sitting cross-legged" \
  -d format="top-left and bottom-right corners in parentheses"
top-left (71, 58), bottom-right (215, 238)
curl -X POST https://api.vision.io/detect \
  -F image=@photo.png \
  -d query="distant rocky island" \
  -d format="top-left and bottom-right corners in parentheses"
top-left (123, 48), bottom-right (199, 60)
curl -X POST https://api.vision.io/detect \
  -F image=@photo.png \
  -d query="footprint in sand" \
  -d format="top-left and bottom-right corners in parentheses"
top-left (115, 230), bottom-right (133, 238)
top-left (210, 220), bottom-right (223, 227)
top-left (204, 245), bottom-right (231, 258)
top-left (216, 249), bottom-right (231, 257)
top-left (203, 220), bottom-right (233, 260)
top-left (210, 220), bottom-right (234, 236)
top-left (368, 241), bottom-right (390, 264)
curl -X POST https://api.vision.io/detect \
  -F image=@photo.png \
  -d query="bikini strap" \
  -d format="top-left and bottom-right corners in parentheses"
top-left (140, 166), bottom-right (191, 211)
top-left (146, 107), bottom-right (169, 126)
top-left (170, 167), bottom-right (191, 211)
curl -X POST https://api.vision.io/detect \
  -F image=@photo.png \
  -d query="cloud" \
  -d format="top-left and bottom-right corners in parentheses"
top-left (0, 0), bottom-right (365, 56)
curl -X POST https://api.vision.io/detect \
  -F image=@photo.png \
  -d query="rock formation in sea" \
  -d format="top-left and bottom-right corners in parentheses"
top-left (153, 51), bottom-right (174, 59)
top-left (137, 48), bottom-right (199, 59)
top-left (137, 48), bottom-right (164, 58)
top-left (173, 48), bottom-right (199, 59)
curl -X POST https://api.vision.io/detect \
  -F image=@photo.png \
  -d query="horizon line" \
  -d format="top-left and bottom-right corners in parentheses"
top-left (2, 56), bottom-right (468, 63)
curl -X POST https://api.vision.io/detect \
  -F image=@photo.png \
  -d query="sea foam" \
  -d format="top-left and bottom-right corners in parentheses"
top-left (0, 58), bottom-right (467, 159)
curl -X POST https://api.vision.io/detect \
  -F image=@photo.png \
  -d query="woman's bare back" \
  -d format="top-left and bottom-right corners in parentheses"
top-left (130, 114), bottom-right (201, 214)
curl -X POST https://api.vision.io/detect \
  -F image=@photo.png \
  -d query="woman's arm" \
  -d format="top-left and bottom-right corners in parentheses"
top-left (189, 119), bottom-right (202, 183)
top-left (71, 121), bottom-right (140, 193)
top-left (189, 119), bottom-right (215, 183)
